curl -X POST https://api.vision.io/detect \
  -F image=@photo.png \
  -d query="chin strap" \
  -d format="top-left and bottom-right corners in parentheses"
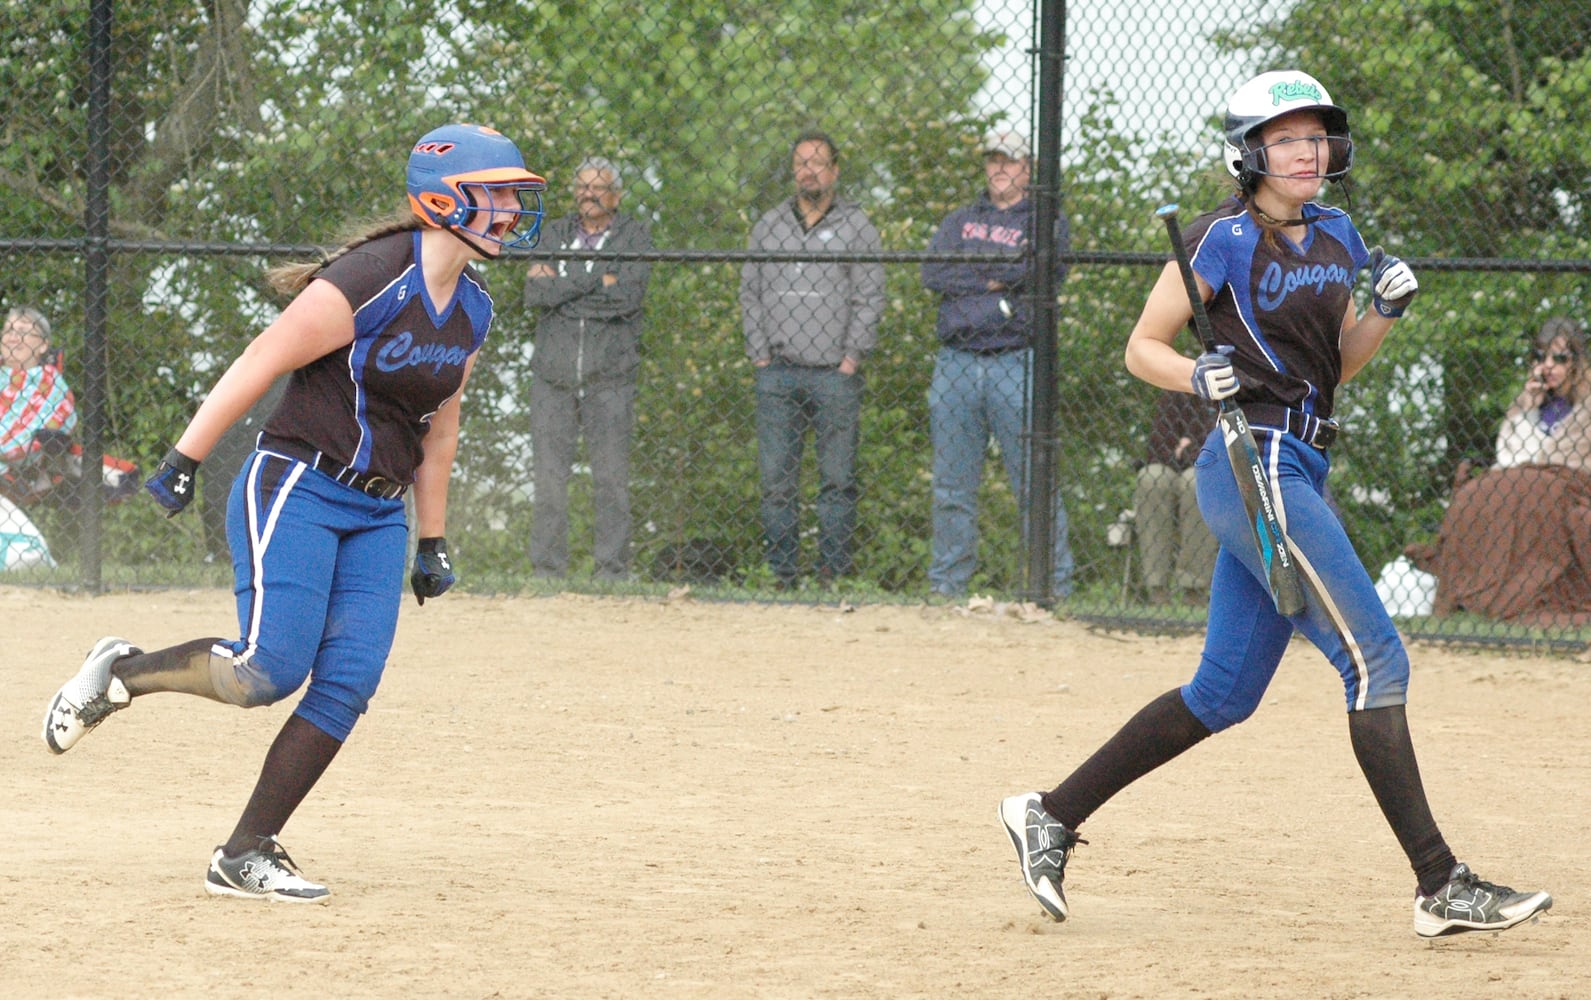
top-left (441, 222), bottom-right (492, 258)
top-left (1244, 176), bottom-right (1355, 229)
top-left (1249, 202), bottom-right (1308, 227)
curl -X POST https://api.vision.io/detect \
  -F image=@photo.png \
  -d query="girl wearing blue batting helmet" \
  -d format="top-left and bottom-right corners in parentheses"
top-left (999, 71), bottom-right (1552, 939)
top-left (42, 124), bottom-right (545, 903)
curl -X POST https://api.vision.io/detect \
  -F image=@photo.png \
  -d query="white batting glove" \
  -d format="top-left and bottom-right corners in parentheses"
top-left (1370, 246), bottom-right (1418, 318)
top-left (1192, 346), bottom-right (1240, 402)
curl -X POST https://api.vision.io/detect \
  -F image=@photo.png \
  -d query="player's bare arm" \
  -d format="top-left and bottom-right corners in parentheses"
top-left (1340, 300), bottom-right (1396, 383)
top-left (1124, 261), bottom-right (1201, 393)
top-left (173, 280), bottom-right (356, 461)
top-left (410, 351), bottom-right (476, 539)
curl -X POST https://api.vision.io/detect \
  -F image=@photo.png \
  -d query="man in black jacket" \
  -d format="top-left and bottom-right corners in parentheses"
top-left (524, 157), bottom-right (654, 580)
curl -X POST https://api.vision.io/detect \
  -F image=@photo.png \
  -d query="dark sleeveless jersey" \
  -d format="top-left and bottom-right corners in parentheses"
top-left (1184, 196), bottom-right (1370, 422)
top-left (260, 230), bottom-right (493, 483)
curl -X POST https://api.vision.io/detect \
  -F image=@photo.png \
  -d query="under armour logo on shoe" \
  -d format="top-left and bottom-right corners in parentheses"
top-left (1028, 807), bottom-right (1064, 849)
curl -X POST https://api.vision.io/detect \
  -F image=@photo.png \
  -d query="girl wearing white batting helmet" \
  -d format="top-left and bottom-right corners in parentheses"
top-left (1000, 71), bottom-right (1552, 939)
top-left (42, 124), bottom-right (545, 903)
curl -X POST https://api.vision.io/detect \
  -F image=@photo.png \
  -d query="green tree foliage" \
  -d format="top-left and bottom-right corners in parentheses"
top-left (0, 1), bottom-right (1010, 584)
top-left (1217, 2), bottom-right (1591, 571)
top-left (12, 1), bottom-right (1586, 610)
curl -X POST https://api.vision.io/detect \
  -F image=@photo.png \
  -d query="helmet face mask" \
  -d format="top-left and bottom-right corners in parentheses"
top-left (1222, 71), bottom-right (1353, 191)
top-left (407, 124), bottom-right (547, 249)
top-left (451, 179), bottom-right (546, 250)
top-left (1246, 132), bottom-right (1353, 186)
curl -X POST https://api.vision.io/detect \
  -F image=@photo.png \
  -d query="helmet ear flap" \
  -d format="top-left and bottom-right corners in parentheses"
top-left (1221, 140), bottom-right (1245, 184)
top-left (409, 191), bottom-right (464, 227)
top-left (1247, 140), bottom-right (1269, 189)
top-left (1223, 138), bottom-right (1262, 191)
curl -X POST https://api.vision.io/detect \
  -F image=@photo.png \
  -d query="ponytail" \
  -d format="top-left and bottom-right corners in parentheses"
top-left (266, 211), bottom-right (422, 297)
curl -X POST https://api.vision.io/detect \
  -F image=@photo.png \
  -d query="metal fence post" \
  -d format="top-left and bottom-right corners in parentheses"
top-left (81, 0), bottom-right (115, 591)
top-left (1024, 0), bottom-right (1066, 605)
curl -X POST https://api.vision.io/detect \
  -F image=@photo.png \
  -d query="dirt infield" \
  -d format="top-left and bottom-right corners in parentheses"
top-left (3, 585), bottom-right (1586, 999)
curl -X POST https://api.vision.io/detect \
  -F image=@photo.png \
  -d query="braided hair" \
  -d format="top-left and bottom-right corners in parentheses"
top-left (266, 211), bottom-right (422, 297)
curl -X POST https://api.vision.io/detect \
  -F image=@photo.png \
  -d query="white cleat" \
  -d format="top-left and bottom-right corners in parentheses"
top-left (42, 636), bottom-right (140, 754)
top-left (205, 838), bottom-right (331, 903)
top-left (1413, 863), bottom-right (1552, 938)
top-left (999, 792), bottom-right (1086, 922)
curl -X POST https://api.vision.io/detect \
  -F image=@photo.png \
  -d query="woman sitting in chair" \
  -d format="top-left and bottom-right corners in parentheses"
top-left (1493, 316), bottom-right (1591, 470)
top-left (1, 306), bottom-right (76, 569)
top-left (1410, 316), bottom-right (1591, 624)
top-left (1, 305), bottom-right (77, 484)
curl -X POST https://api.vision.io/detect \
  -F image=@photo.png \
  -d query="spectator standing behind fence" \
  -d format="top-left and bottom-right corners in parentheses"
top-left (1135, 389), bottom-right (1219, 605)
top-left (39, 124), bottom-right (547, 902)
top-left (921, 130), bottom-right (1073, 599)
top-left (524, 157), bottom-right (653, 581)
top-left (1, 306), bottom-right (76, 479)
top-left (740, 129), bottom-right (884, 588)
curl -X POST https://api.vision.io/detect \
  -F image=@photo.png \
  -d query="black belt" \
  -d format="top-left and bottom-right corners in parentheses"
top-left (1246, 405), bottom-right (1339, 450)
top-left (262, 442), bottom-right (407, 499)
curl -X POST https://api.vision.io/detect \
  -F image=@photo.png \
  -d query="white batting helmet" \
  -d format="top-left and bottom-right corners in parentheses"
top-left (1222, 70), bottom-right (1352, 190)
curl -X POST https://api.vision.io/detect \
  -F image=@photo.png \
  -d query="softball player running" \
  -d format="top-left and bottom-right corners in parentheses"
top-left (42, 124), bottom-right (545, 902)
top-left (1000, 71), bottom-right (1552, 937)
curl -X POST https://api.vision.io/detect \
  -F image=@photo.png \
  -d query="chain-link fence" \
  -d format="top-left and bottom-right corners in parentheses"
top-left (4, 1), bottom-right (1591, 649)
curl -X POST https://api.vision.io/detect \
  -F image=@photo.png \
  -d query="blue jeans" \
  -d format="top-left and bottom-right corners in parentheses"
top-left (755, 362), bottom-right (862, 581)
top-left (928, 347), bottom-right (1073, 596)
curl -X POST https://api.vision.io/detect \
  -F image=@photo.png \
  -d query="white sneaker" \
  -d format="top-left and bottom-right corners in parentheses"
top-left (42, 636), bottom-right (140, 754)
top-left (1413, 863), bottom-right (1551, 937)
top-left (999, 792), bottom-right (1086, 922)
top-left (205, 837), bottom-right (330, 903)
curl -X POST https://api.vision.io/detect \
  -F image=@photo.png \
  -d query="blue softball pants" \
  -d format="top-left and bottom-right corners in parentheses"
top-left (1183, 426), bottom-right (1410, 732)
top-left (223, 450), bottom-right (408, 742)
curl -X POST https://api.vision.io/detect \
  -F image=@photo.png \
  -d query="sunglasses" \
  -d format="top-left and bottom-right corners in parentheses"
top-left (1531, 350), bottom-right (1573, 365)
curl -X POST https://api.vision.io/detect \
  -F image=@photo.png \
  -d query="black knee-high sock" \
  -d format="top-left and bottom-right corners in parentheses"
top-left (1347, 704), bottom-right (1456, 895)
top-left (114, 637), bottom-right (228, 699)
top-left (1040, 688), bottom-right (1212, 831)
top-left (223, 714), bottom-right (342, 857)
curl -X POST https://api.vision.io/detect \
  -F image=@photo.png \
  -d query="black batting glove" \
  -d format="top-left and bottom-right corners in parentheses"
top-left (410, 536), bottom-right (456, 606)
top-left (144, 447), bottom-right (200, 517)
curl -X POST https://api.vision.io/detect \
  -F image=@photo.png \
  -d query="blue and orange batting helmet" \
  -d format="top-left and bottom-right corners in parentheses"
top-left (406, 124), bottom-right (546, 249)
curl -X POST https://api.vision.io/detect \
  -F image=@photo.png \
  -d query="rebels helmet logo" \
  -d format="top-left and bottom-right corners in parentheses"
top-left (1268, 80), bottom-right (1323, 106)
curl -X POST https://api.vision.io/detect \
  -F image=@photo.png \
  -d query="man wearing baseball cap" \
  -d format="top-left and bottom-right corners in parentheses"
top-left (920, 128), bottom-right (1073, 599)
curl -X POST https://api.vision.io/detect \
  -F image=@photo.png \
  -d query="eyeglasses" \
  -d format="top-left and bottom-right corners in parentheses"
top-left (1531, 350), bottom-right (1573, 365)
top-left (2, 323), bottom-right (47, 342)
